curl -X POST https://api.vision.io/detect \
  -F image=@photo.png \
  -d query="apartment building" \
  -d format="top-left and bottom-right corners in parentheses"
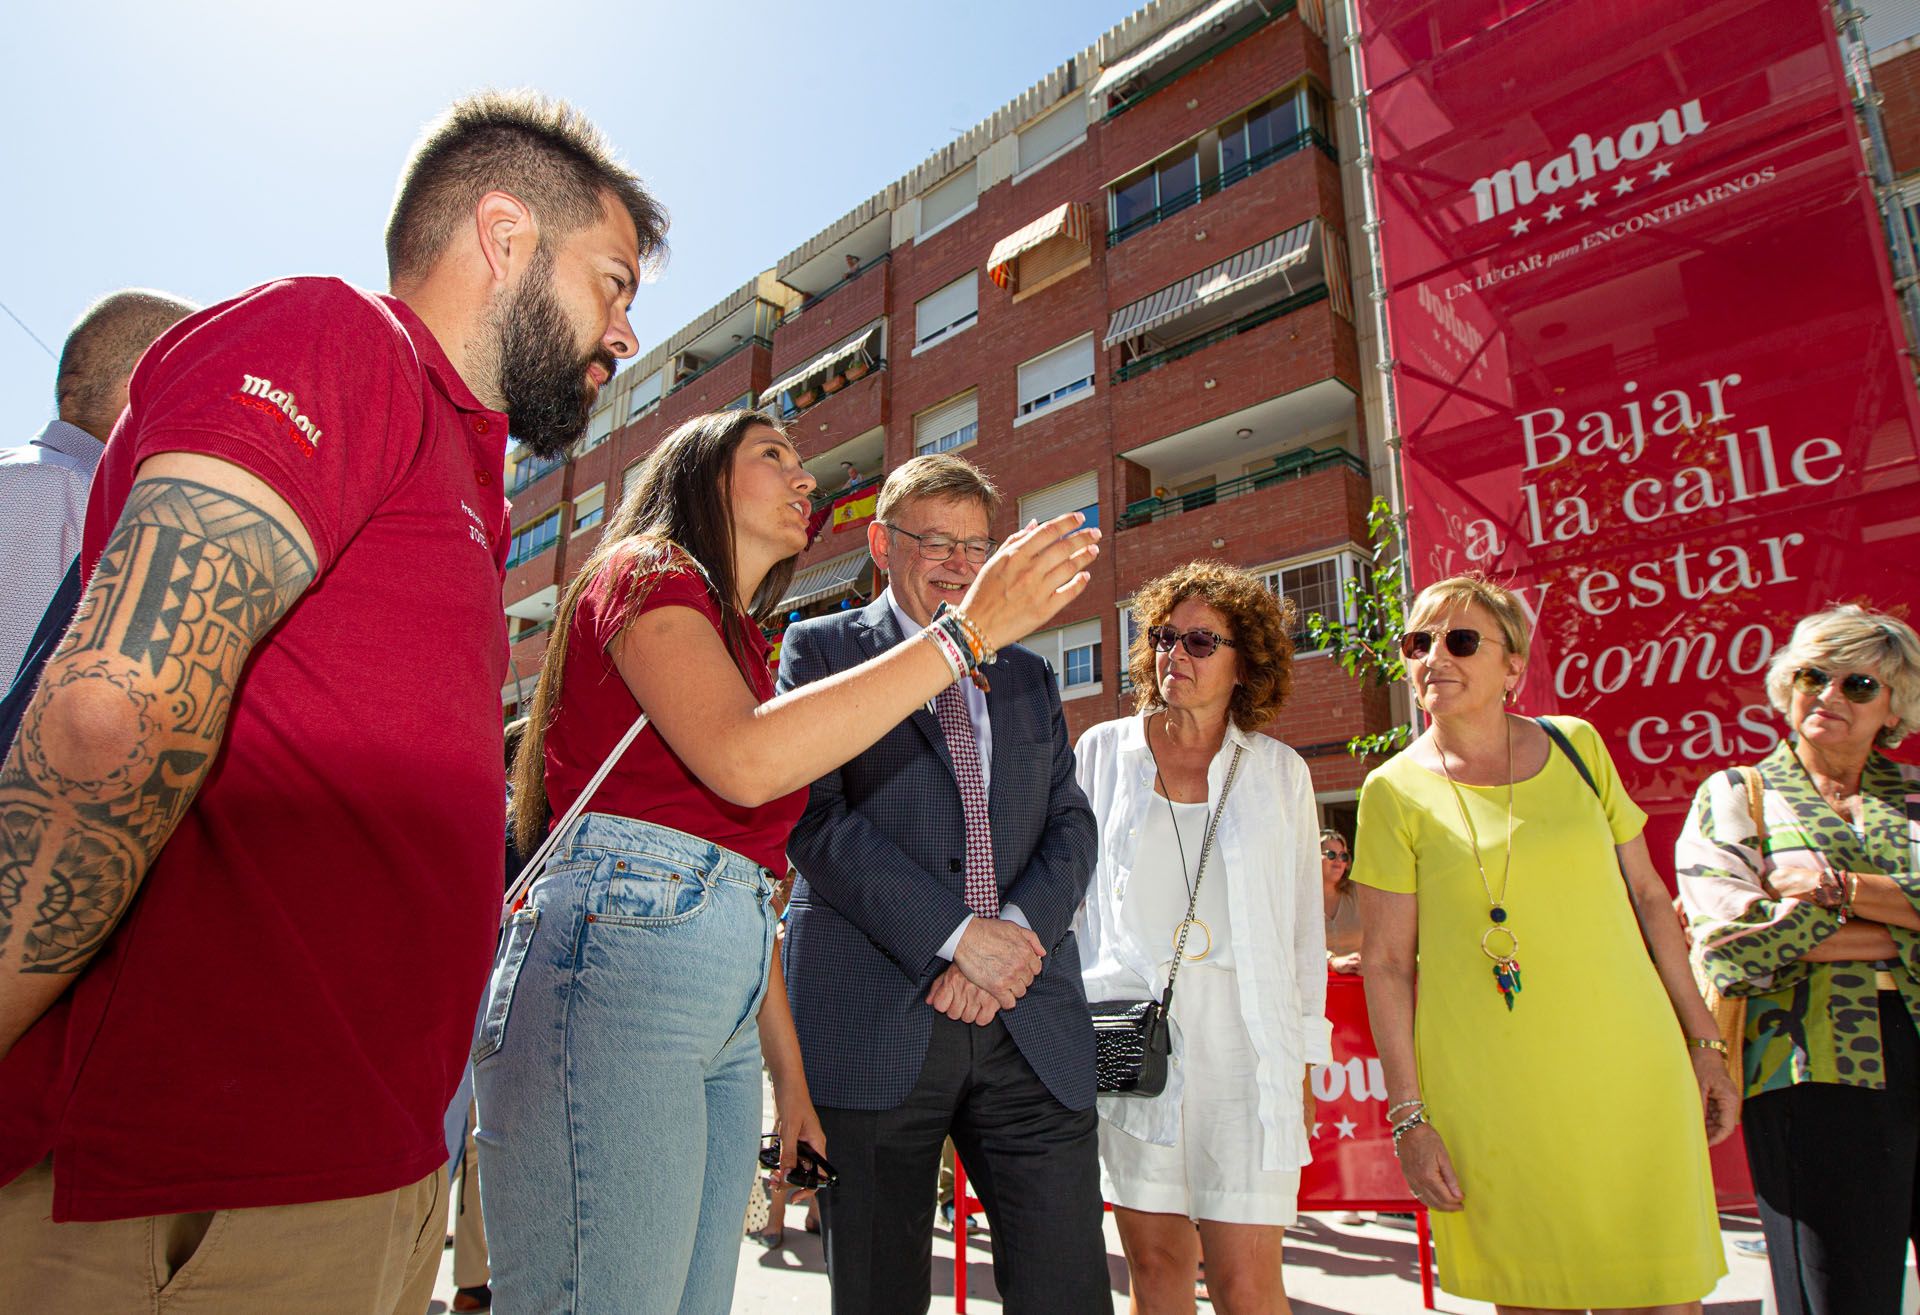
top-left (498, 0), bottom-right (1393, 829)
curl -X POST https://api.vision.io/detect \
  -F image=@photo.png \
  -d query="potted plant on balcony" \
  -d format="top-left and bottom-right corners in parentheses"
top-left (822, 369), bottom-right (847, 394)
top-left (844, 355), bottom-right (871, 383)
top-left (792, 383), bottom-right (820, 410)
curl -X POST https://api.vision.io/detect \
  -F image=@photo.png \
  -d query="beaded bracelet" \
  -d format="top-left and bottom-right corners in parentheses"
top-left (944, 606), bottom-right (997, 666)
top-left (1386, 1099), bottom-right (1425, 1123)
top-left (932, 612), bottom-right (993, 692)
top-left (1687, 1037), bottom-right (1729, 1056)
top-left (1390, 1111), bottom-right (1430, 1154)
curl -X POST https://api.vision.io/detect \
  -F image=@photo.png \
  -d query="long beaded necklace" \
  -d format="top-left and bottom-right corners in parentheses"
top-left (1435, 716), bottom-right (1521, 1010)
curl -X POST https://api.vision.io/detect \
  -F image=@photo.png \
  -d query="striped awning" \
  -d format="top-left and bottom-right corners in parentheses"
top-left (1103, 219), bottom-right (1318, 347)
top-left (987, 202), bottom-right (1091, 289)
top-left (778, 550), bottom-right (870, 610)
top-left (1088, 0), bottom-right (1259, 101)
top-left (757, 322), bottom-right (884, 410)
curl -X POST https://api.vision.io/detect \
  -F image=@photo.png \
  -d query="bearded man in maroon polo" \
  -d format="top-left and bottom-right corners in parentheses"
top-left (0, 91), bottom-right (666, 1313)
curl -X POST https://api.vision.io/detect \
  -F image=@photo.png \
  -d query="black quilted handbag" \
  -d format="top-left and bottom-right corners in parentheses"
top-left (1089, 744), bottom-right (1242, 1098)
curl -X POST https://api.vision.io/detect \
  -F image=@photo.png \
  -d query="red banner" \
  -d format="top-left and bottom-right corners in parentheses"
top-left (1302, 974), bottom-right (1753, 1209)
top-left (1359, 0), bottom-right (1920, 858)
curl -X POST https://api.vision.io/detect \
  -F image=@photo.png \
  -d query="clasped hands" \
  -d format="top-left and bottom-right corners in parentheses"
top-left (926, 917), bottom-right (1046, 1025)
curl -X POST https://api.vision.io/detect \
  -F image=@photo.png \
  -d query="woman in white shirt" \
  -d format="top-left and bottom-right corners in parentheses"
top-left (1074, 561), bottom-right (1329, 1315)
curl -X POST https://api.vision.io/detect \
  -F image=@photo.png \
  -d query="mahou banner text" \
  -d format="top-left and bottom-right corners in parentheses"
top-left (1359, 0), bottom-right (1920, 853)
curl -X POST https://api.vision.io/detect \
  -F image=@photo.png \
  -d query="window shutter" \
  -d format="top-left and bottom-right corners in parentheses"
top-left (914, 391), bottom-right (979, 452)
top-left (1017, 335), bottom-right (1095, 409)
top-left (915, 274), bottom-right (978, 347)
top-left (1019, 472), bottom-right (1099, 525)
top-left (919, 166), bottom-right (979, 235)
top-left (1018, 103), bottom-right (1086, 172)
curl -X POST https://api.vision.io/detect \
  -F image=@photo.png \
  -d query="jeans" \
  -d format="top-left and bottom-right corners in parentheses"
top-left (472, 814), bottom-right (778, 1315)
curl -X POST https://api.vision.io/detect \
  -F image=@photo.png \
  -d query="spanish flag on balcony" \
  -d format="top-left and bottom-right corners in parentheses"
top-left (831, 484), bottom-right (879, 532)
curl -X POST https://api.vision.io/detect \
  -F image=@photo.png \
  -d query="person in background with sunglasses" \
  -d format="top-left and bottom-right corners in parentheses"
top-left (1321, 828), bottom-right (1362, 976)
top-left (1352, 572), bottom-right (1732, 1312)
top-left (1073, 561), bottom-right (1328, 1315)
top-left (1677, 604), bottom-right (1920, 1314)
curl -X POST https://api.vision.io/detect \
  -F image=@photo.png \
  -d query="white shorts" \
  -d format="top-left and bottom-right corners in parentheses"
top-left (1097, 965), bottom-right (1300, 1227)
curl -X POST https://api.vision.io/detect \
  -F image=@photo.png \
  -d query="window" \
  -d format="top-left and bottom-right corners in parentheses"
top-left (918, 165), bottom-right (978, 238)
top-left (1220, 86), bottom-right (1329, 179)
top-left (725, 392), bottom-right (753, 412)
top-left (1017, 102), bottom-right (1086, 175)
top-left (1016, 335), bottom-right (1095, 421)
top-left (1109, 144), bottom-right (1200, 235)
top-left (628, 368), bottom-right (664, 419)
top-left (1019, 472), bottom-right (1099, 532)
top-left (572, 483), bottom-right (606, 535)
top-left (582, 403), bottom-right (615, 452)
top-left (914, 391), bottom-right (979, 455)
top-left (1257, 551), bottom-right (1365, 650)
top-left (914, 273), bottom-right (978, 352)
top-left (1028, 618), bottom-right (1104, 698)
top-left (506, 510), bottom-right (561, 568)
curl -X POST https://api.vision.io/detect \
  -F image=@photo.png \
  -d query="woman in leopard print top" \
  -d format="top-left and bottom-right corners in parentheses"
top-left (1677, 604), bottom-right (1920, 1315)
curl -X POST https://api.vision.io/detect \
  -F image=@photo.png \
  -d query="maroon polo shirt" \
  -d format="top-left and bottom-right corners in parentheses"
top-left (0, 277), bottom-right (512, 1220)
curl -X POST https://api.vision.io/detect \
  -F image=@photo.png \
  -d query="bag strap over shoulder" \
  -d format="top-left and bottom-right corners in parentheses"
top-left (1162, 743), bottom-right (1244, 1013)
top-left (501, 711), bottom-right (649, 926)
top-left (1536, 717), bottom-right (1598, 794)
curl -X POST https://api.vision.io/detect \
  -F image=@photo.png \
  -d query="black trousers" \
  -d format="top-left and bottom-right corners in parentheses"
top-left (1744, 990), bottom-right (1920, 1315)
top-left (816, 1015), bottom-right (1113, 1315)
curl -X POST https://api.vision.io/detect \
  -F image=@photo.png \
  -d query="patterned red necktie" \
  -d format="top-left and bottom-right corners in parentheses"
top-left (933, 685), bottom-right (999, 917)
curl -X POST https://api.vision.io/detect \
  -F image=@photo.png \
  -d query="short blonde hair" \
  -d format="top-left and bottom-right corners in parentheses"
top-left (875, 453), bottom-right (1001, 524)
top-left (1405, 573), bottom-right (1531, 665)
top-left (1765, 604), bottom-right (1920, 747)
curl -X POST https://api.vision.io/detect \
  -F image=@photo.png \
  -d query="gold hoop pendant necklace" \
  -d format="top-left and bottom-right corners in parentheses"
top-left (1437, 716), bottom-right (1521, 1010)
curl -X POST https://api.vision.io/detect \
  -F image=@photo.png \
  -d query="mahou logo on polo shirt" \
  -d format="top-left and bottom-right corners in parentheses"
top-left (233, 373), bottom-right (324, 456)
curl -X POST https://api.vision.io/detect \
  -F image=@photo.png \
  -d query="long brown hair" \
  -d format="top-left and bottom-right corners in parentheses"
top-left (510, 409), bottom-right (797, 852)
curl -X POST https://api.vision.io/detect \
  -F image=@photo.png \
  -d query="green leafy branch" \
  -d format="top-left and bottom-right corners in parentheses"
top-left (1304, 495), bottom-right (1413, 757)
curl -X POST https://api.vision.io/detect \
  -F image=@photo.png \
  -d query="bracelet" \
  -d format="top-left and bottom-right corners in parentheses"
top-left (919, 625), bottom-right (968, 684)
top-left (1687, 1037), bottom-right (1729, 1056)
top-left (1386, 1099), bottom-right (1425, 1123)
top-left (941, 606), bottom-right (997, 667)
top-left (1839, 871), bottom-right (1858, 923)
top-left (1390, 1111), bottom-right (1429, 1153)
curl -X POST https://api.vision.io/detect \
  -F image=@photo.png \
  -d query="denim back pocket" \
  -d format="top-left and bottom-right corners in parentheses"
top-left (588, 852), bottom-right (712, 926)
top-left (472, 906), bottom-right (540, 1065)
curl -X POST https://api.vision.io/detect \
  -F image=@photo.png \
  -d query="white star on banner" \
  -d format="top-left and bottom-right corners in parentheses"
top-left (1336, 1117), bottom-right (1359, 1139)
top-left (1612, 175), bottom-right (1635, 196)
top-left (1510, 215), bottom-right (1531, 235)
top-left (1311, 1122), bottom-right (1324, 1139)
top-left (1543, 203), bottom-right (1565, 223)
top-left (1650, 160), bottom-right (1673, 180)
top-left (1578, 191), bottom-right (1600, 209)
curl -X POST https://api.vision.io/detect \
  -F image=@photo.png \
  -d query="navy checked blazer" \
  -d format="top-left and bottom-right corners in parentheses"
top-left (777, 596), bottom-right (1100, 1113)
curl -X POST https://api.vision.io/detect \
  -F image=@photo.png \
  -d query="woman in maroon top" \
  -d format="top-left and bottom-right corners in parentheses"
top-left (474, 409), bottom-right (1097, 1315)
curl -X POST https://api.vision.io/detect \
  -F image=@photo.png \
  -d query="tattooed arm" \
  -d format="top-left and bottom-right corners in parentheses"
top-left (0, 452), bottom-right (315, 1058)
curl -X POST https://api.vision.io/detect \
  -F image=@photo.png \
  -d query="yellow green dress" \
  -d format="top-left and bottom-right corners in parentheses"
top-left (1352, 716), bottom-right (1725, 1307)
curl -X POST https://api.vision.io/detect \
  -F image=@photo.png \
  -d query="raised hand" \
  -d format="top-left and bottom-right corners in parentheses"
top-left (957, 512), bottom-right (1100, 652)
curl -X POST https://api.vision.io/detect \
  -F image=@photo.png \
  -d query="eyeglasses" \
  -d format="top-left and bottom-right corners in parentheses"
top-left (1147, 625), bottom-right (1238, 659)
top-left (1793, 666), bottom-right (1883, 704)
top-left (1398, 629), bottom-right (1505, 661)
top-left (1322, 848), bottom-right (1351, 864)
top-left (882, 524), bottom-right (998, 564)
top-left (760, 1134), bottom-right (839, 1190)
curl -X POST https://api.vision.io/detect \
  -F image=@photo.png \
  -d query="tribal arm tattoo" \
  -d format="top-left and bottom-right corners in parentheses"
top-left (0, 476), bottom-right (313, 1050)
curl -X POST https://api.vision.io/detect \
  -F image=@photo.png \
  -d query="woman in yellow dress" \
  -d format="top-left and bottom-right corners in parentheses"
top-left (1352, 573), bottom-right (1738, 1312)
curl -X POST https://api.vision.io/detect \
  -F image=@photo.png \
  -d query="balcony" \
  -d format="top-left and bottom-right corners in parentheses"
top-left (1109, 128), bottom-right (1334, 249)
top-left (1094, 0), bottom-right (1304, 121)
top-left (669, 334), bottom-right (772, 396)
top-left (781, 253), bottom-right (888, 324)
top-left (508, 450), bottom-right (567, 495)
top-left (1118, 286), bottom-right (1328, 383)
top-left (1120, 446), bottom-right (1362, 529)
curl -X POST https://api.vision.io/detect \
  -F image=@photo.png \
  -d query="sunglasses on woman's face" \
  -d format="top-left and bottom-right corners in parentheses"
top-left (1398, 628), bottom-right (1503, 661)
top-left (1793, 666), bottom-right (1883, 704)
top-left (760, 1134), bottom-right (839, 1190)
top-left (1148, 624), bottom-right (1237, 659)
top-left (1322, 849), bottom-right (1350, 864)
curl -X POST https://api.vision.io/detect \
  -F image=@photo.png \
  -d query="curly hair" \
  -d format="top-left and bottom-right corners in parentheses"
top-left (1127, 560), bottom-right (1294, 731)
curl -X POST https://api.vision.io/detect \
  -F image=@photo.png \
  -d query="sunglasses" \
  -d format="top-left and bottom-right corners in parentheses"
top-left (1398, 629), bottom-right (1504, 661)
top-left (1793, 667), bottom-right (1883, 704)
top-left (759, 1134), bottom-right (839, 1191)
top-left (1148, 625), bottom-right (1238, 659)
top-left (1322, 848), bottom-right (1350, 864)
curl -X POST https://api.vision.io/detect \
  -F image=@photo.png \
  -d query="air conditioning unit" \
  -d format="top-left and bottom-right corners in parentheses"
top-left (671, 352), bottom-right (705, 382)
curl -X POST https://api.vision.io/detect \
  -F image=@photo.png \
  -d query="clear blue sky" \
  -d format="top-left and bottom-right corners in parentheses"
top-left (0, 0), bottom-right (1135, 442)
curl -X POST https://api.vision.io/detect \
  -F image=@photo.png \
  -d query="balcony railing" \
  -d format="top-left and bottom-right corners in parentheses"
top-left (1102, 0), bottom-right (1299, 121)
top-left (781, 358), bottom-right (887, 419)
top-left (667, 334), bottom-right (773, 396)
top-left (1113, 285), bottom-right (1329, 384)
top-left (781, 253), bottom-right (889, 323)
top-left (511, 618), bottom-right (554, 645)
top-left (507, 450), bottom-right (567, 495)
top-left (1118, 446), bottom-right (1364, 530)
top-left (810, 472), bottom-right (880, 512)
top-left (1108, 128), bottom-right (1335, 249)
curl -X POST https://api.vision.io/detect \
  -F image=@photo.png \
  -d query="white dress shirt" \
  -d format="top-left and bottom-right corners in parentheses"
top-left (881, 588), bottom-right (1026, 958)
top-left (1072, 712), bottom-right (1331, 1171)
top-left (0, 419), bottom-right (103, 682)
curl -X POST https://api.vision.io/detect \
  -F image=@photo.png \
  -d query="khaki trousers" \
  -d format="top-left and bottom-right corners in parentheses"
top-left (0, 1157), bottom-right (447, 1314)
top-left (452, 1103), bottom-right (490, 1289)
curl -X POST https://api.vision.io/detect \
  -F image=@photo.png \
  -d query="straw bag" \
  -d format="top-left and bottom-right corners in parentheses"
top-left (1688, 766), bottom-right (1763, 1086)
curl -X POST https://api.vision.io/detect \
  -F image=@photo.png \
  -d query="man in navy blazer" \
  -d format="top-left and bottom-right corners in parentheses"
top-left (778, 455), bottom-right (1111, 1315)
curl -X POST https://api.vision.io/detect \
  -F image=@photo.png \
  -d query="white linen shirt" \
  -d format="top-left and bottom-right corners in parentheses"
top-left (1072, 712), bottom-right (1331, 1171)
